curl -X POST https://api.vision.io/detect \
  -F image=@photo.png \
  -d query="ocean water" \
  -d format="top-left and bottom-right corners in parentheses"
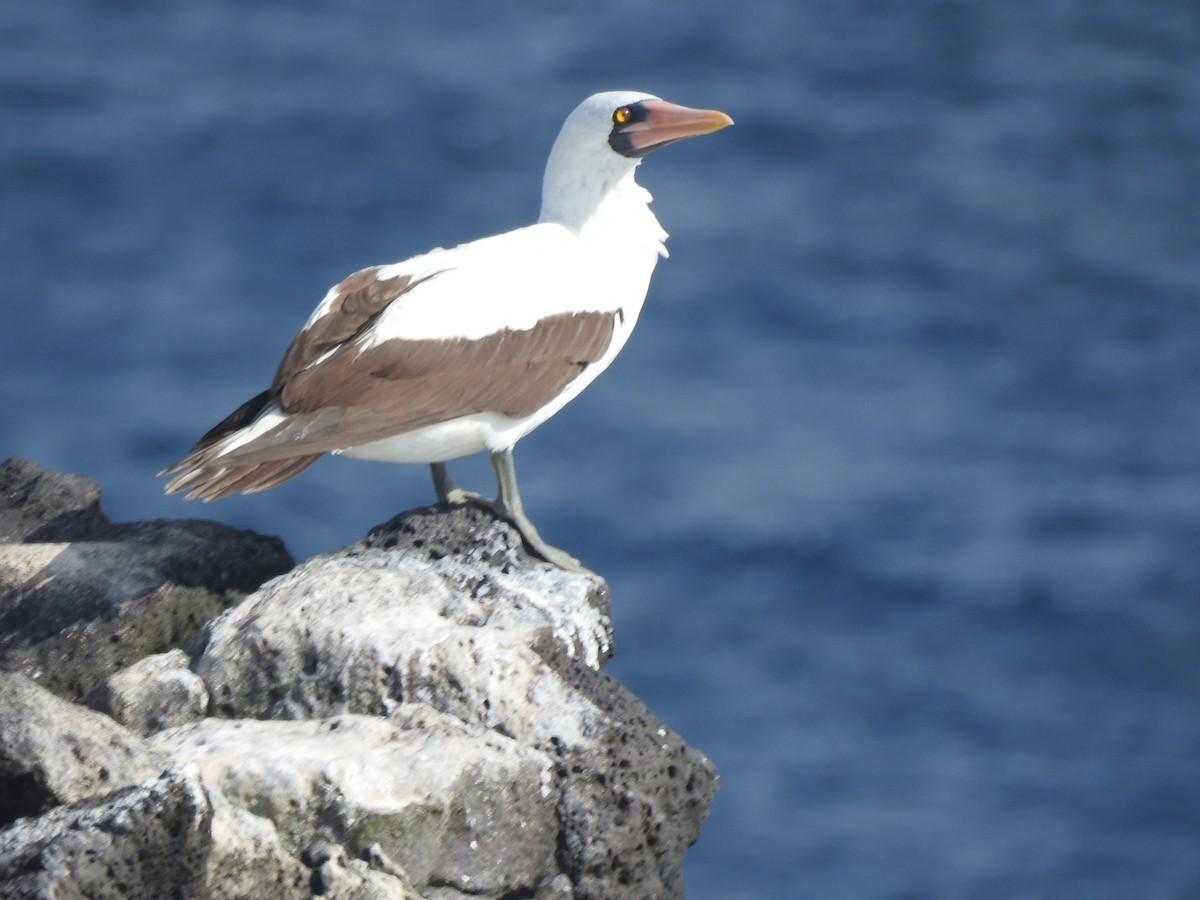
top-left (3, 1), bottom-right (1198, 897)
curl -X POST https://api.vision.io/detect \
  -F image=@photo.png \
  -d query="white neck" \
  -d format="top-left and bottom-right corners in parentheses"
top-left (540, 164), bottom-right (668, 260)
top-left (539, 136), bottom-right (636, 225)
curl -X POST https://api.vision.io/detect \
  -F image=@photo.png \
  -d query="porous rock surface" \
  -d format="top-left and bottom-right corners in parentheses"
top-left (90, 648), bottom-right (210, 736)
top-left (0, 461), bottom-right (717, 899)
top-left (0, 671), bottom-right (171, 826)
top-left (0, 457), bottom-right (294, 700)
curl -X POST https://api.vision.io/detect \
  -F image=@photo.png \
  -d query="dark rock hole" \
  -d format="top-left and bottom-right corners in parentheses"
top-left (0, 772), bottom-right (54, 828)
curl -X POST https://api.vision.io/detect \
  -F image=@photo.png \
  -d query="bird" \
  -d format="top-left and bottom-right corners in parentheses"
top-left (162, 90), bottom-right (733, 570)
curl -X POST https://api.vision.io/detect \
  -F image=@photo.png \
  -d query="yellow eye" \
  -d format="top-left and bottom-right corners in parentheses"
top-left (614, 107), bottom-right (631, 124)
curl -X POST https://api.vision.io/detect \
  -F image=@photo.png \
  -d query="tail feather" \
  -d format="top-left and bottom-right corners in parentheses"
top-left (161, 389), bottom-right (322, 500)
top-left (162, 453), bottom-right (322, 501)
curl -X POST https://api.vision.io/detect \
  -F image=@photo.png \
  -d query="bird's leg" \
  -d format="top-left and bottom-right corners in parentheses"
top-left (430, 462), bottom-right (482, 505)
top-left (489, 448), bottom-right (587, 572)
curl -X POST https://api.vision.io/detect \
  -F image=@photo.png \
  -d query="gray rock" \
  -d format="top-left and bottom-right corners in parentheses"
top-left (0, 731), bottom-right (417, 899)
top-left (302, 841), bottom-right (423, 900)
top-left (194, 503), bottom-right (717, 900)
top-left (0, 764), bottom-right (321, 900)
top-left (90, 649), bottom-right (210, 736)
top-left (361, 501), bottom-right (615, 669)
top-left (0, 458), bottom-right (293, 701)
top-left (0, 463), bottom-right (716, 900)
top-left (197, 505), bottom-right (614, 722)
top-left (204, 793), bottom-right (311, 900)
top-left (547, 656), bottom-right (717, 899)
top-left (0, 671), bottom-right (170, 827)
top-left (0, 457), bottom-right (107, 542)
top-left (153, 706), bottom-right (557, 898)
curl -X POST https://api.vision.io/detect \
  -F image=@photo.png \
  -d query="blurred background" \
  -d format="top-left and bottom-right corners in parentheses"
top-left (2, 1), bottom-right (1198, 897)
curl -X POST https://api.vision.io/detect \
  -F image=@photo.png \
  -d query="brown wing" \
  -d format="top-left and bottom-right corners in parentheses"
top-left (270, 267), bottom-right (427, 393)
top-left (215, 308), bottom-right (618, 463)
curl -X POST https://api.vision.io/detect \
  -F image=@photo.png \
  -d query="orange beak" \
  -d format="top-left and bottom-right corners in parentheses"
top-left (619, 99), bottom-right (734, 154)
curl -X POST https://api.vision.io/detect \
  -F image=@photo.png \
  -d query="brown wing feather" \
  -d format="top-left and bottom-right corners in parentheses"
top-left (218, 309), bottom-right (618, 463)
top-left (270, 267), bottom-right (424, 393)
top-left (175, 268), bottom-right (421, 462)
top-left (162, 454), bottom-right (323, 500)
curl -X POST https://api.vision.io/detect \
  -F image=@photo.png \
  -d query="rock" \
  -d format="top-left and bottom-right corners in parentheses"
top-left (0, 764), bottom-right (321, 900)
top-left (0, 457), bottom-right (107, 543)
top-left (0, 457), bottom-right (294, 701)
top-left (90, 649), bottom-right (210, 736)
top-left (204, 785), bottom-right (316, 900)
top-left (0, 701), bottom-right (422, 900)
top-left (193, 503), bottom-right (717, 899)
top-left (363, 502), bottom-right (615, 669)
top-left (0, 671), bottom-right (171, 827)
top-left (0, 463), bottom-right (716, 900)
top-left (545, 655), bottom-right (716, 899)
top-left (301, 841), bottom-right (423, 900)
top-left (153, 707), bottom-right (557, 898)
top-left (196, 503), bottom-right (614, 723)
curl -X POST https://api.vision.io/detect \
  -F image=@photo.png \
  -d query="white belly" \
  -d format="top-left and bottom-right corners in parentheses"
top-left (336, 412), bottom-right (512, 463)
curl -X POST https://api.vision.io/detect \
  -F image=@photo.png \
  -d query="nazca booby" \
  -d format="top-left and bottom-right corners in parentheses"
top-left (162, 91), bottom-right (733, 570)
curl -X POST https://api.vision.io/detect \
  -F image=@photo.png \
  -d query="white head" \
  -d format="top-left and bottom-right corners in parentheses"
top-left (539, 91), bottom-right (733, 230)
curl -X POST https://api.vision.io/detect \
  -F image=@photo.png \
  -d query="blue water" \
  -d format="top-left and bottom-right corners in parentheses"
top-left (3, 2), bottom-right (1198, 897)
